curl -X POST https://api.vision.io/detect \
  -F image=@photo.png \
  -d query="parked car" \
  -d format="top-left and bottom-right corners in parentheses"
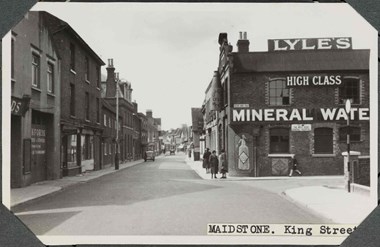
top-left (144, 150), bottom-right (155, 162)
top-left (169, 148), bottom-right (176, 155)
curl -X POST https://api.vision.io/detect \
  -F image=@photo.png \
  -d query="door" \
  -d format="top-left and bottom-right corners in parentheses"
top-left (31, 124), bottom-right (47, 183)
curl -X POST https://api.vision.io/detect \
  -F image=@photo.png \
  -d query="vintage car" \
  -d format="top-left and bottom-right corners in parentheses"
top-left (169, 148), bottom-right (176, 155)
top-left (144, 150), bottom-right (155, 162)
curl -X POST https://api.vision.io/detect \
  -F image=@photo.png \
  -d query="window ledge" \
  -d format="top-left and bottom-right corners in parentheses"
top-left (70, 69), bottom-right (77, 75)
top-left (11, 78), bottom-right (16, 83)
top-left (47, 93), bottom-right (55, 97)
top-left (85, 119), bottom-right (90, 123)
top-left (32, 87), bottom-right (41, 92)
top-left (97, 87), bottom-right (101, 91)
top-left (85, 79), bottom-right (90, 84)
top-left (312, 154), bottom-right (335, 158)
top-left (268, 154), bottom-right (293, 158)
top-left (70, 115), bottom-right (76, 119)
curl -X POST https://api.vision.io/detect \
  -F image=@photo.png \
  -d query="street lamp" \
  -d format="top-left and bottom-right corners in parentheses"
top-left (345, 99), bottom-right (352, 192)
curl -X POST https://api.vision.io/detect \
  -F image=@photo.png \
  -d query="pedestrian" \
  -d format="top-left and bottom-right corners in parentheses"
top-left (209, 150), bottom-right (219, 179)
top-left (218, 149), bottom-right (228, 179)
top-left (289, 155), bottom-right (302, 177)
top-left (203, 148), bottom-right (211, 173)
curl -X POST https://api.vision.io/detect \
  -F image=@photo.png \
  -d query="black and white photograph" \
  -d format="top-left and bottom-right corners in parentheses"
top-left (1, 2), bottom-right (378, 245)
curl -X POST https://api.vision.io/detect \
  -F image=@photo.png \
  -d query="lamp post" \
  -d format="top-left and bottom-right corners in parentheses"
top-left (345, 99), bottom-right (352, 192)
top-left (115, 72), bottom-right (120, 170)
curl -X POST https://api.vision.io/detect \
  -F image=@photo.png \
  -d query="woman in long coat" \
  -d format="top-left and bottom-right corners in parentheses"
top-left (209, 150), bottom-right (219, 179)
top-left (202, 148), bottom-right (211, 173)
top-left (218, 149), bottom-right (228, 178)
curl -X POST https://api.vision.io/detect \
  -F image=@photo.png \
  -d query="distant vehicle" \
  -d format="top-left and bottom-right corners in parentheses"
top-left (144, 150), bottom-right (155, 162)
top-left (169, 148), bottom-right (176, 155)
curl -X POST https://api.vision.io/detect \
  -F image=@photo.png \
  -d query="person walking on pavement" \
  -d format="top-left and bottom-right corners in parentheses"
top-left (289, 155), bottom-right (302, 177)
top-left (209, 150), bottom-right (219, 179)
top-left (203, 148), bottom-right (211, 174)
top-left (218, 149), bottom-right (228, 179)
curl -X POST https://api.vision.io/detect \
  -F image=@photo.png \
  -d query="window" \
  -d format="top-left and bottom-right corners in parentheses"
top-left (47, 62), bottom-right (54, 93)
top-left (340, 126), bottom-right (361, 142)
top-left (338, 77), bottom-right (360, 104)
top-left (85, 92), bottom-right (90, 120)
top-left (11, 38), bottom-right (15, 80)
top-left (109, 143), bottom-right (111, 155)
top-left (96, 67), bottom-right (100, 88)
top-left (96, 98), bottom-right (100, 123)
top-left (32, 53), bottom-right (40, 88)
top-left (270, 128), bottom-right (289, 153)
top-left (70, 43), bottom-right (75, 71)
top-left (314, 128), bottom-right (333, 154)
top-left (85, 56), bottom-right (90, 81)
top-left (223, 78), bottom-right (228, 106)
top-left (104, 114), bottom-right (107, 126)
top-left (269, 79), bottom-right (290, 106)
top-left (70, 84), bottom-right (75, 116)
top-left (104, 143), bottom-right (106, 156)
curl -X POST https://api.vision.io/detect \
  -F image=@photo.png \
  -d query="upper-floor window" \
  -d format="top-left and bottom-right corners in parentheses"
top-left (32, 53), bottom-right (40, 88)
top-left (314, 128), bottom-right (333, 154)
top-left (85, 92), bottom-right (90, 120)
top-left (96, 67), bottom-right (100, 88)
top-left (269, 79), bottom-right (290, 106)
top-left (47, 62), bottom-right (54, 93)
top-left (11, 37), bottom-right (15, 80)
top-left (104, 114), bottom-right (107, 126)
top-left (96, 98), bottom-right (100, 123)
top-left (270, 128), bottom-right (289, 154)
top-left (85, 56), bottom-right (90, 82)
top-left (70, 84), bottom-right (75, 116)
top-left (338, 77), bottom-right (360, 104)
top-left (70, 43), bottom-right (75, 71)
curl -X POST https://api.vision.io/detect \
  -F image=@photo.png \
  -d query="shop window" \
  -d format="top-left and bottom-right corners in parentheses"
top-left (32, 53), bottom-right (40, 88)
top-left (47, 62), bottom-right (54, 93)
top-left (339, 126), bottom-right (361, 142)
top-left (67, 135), bottom-right (77, 162)
top-left (104, 114), bottom-right (107, 126)
top-left (70, 43), bottom-right (75, 71)
top-left (314, 128), bottom-right (333, 154)
top-left (269, 79), bottom-right (290, 106)
top-left (104, 142), bottom-right (107, 156)
top-left (338, 77), bottom-right (360, 104)
top-left (270, 128), bottom-right (289, 153)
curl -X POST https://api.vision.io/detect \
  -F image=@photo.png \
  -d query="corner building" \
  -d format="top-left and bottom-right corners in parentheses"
top-left (215, 33), bottom-right (370, 177)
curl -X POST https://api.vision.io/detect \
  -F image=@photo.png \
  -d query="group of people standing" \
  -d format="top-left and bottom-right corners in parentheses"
top-left (202, 148), bottom-right (227, 179)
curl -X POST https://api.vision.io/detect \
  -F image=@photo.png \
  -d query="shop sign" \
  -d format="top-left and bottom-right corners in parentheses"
top-left (31, 125), bottom-right (46, 155)
top-left (11, 96), bottom-right (31, 116)
top-left (234, 104), bottom-right (250, 108)
top-left (232, 108), bottom-right (369, 122)
top-left (291, 124), bottom-right (311, 131)
top-left (286, 75), bottom-right (342, 87)
top-left (268, 37), bottom-right (352, 52)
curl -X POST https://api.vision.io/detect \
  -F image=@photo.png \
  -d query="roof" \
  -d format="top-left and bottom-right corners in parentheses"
top-left (41, 11), bottom-right (105, 66)
top-left (232, 49), bottom-right (370, 73)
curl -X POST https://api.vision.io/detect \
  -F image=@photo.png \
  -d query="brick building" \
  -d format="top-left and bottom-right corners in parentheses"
top-left (101, 99), bottom-right (117, 168)
top-left (205, 32), bottom-right (370, 177)
top-left (43, 12), bottom-right (105, 176)
top-left (11, 11), bottom-right (61, 187)
top-left (138, 112), bottom-right (148, 157)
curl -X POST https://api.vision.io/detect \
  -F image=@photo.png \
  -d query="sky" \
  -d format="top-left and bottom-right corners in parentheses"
top-left (31, 2), bottom-right (376, 130)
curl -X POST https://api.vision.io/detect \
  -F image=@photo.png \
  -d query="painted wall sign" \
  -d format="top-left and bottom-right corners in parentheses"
top-left (268, 37), bottom-right (352, 52)
top-left (291, 124), bottom-right (312, 131)
top-left (286, 75), bottom-right (342, 87)
top-left (31, 125), bottom-right (46, 155)
top-left (232, 108), bottom-right (369, 122)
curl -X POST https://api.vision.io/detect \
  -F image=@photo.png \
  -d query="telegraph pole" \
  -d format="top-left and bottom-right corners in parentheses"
top-left (115, 72), bottom-right (120, 170)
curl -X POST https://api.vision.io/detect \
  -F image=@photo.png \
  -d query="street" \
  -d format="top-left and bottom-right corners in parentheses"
top-left (12, 154), bottom-right (332, 236)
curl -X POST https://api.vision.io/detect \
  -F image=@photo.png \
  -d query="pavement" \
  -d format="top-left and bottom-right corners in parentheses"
top-left (10, 156), bottom-right (163, 208)
top-left (10, 153), bottom-right (375, 225)
top-left (185, 156), bottom-right (375, 224)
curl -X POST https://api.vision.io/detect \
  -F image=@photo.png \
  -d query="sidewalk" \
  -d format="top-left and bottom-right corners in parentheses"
top-left (185, 157), bottom-right (374, 224)
top-left (10, 157), bottom-right (158, 207)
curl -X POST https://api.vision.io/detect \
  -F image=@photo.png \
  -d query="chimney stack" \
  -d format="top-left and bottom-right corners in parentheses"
top-left (146, 109), bottom-right (153, 118)
top-left (105, 58), bottom-right (117, 97)
top-left (237, 31), bottom-right (250, 53)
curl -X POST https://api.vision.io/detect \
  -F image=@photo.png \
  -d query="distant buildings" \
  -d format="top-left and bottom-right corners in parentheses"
top-left (10, 11), bottom-right (162, 188)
